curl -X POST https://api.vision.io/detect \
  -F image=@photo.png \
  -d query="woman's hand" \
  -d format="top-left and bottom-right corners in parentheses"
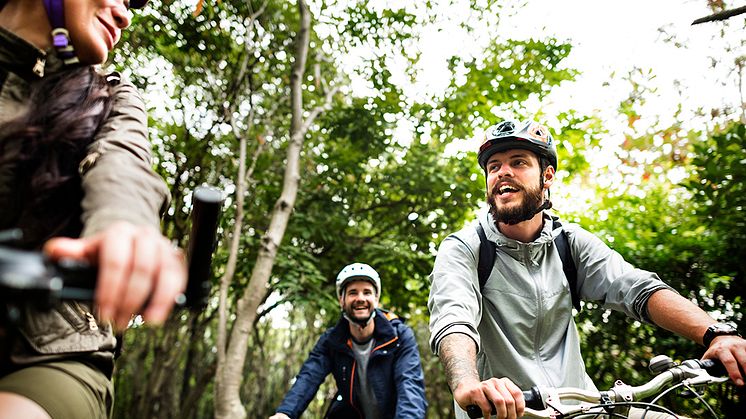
top-left (43, 221), bottom-right (186, 329)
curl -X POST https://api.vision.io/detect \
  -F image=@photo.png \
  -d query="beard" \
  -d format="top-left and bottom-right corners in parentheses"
top-left (488, 179), bottom-right (546, 226)
top-left (342, 301), bottom-right (374, 325)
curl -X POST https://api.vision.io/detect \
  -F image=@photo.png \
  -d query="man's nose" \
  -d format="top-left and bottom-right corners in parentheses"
top-left (496, 165), bottom-right (513, 178)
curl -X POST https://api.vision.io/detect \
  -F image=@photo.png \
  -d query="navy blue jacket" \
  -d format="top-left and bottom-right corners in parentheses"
top-left (276, 309), bottom-right (427, 418)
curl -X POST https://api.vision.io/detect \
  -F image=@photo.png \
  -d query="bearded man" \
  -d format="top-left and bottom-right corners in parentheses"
top-left (270, 263), bottom-right (427, 419)
top-left (427, 119), bottom-right (746, 419)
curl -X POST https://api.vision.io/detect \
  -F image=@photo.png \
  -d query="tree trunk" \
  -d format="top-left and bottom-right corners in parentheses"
top-left (214, 1), bottom-right (319, 417)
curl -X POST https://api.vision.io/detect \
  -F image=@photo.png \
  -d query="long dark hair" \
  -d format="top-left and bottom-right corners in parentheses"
top-left (0, 65), bottom-right (114, 246)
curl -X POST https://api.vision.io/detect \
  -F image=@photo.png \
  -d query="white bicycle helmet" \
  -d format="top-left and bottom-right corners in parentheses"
top-left (335, 263), bottom-right (381, 297)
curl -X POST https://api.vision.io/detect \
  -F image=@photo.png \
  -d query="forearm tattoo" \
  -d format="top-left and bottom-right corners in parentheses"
top-left (439, 333), bottom-right (480, 391)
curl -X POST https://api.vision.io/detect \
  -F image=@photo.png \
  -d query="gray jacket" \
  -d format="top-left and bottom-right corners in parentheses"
top-left (428, 210), bottom-right (673, 417)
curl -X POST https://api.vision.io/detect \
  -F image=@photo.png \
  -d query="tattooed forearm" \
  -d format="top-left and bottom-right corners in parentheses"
top-left (439, 333), bottom-right (480, 391)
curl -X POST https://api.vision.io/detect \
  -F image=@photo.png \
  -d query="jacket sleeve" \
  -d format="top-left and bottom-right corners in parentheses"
top-left (393, 323), bottom-right (428, 419)
top-left (78, 79), bottom-right (169, 237)
top-left (566, 223), bottom-right (675, 323)
top-left (428, 226), bottom-right (483, 355)
top-left (276, 332), bottom-right (334, 419)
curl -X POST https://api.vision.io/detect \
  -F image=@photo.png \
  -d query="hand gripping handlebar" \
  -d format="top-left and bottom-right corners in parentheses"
top-left (0, 185), bottom-right (224, 321)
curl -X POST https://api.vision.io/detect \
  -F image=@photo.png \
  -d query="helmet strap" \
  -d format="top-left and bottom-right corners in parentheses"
top-left (43, 0), bottom-right (79, 65)
top-left (533, 178), bottom-right (553, 216)
top-left (343, 309), bottom-right (376, 328)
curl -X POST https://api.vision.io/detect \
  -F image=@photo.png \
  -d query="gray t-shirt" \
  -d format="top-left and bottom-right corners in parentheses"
top-left (352, 338), bottom-right (381, 419)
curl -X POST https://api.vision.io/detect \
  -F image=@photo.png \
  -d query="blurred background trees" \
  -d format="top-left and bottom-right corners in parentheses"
top-left (106, 0), bottom-right (744, 417)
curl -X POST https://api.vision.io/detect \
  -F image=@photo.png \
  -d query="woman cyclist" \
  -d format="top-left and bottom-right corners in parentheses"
top-left (0, 0), bottom-right (186, 418)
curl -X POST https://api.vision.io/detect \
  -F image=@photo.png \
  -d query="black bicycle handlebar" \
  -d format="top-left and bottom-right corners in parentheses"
top-left (184, 185), bottom-right (223, 310)
top-left (697, 358), bottom-right (727, 378)
top-left (0, 185), bottom-right (224, 320)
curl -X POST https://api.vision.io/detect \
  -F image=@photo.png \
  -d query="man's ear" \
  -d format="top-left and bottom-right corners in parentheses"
top-left (543, 166), bottom-right (555, 189)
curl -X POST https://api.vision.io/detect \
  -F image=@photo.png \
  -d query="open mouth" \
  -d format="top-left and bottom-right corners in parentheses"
top-left (496, 184), bottom-right (521, 196)
top-left (351, 304), bottom-right (370, 314)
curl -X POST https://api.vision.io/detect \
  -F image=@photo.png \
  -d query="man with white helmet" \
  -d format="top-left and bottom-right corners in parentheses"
top-left (428, 118), bottom-right (746, 419)
top-left (270, 263), bottom-right (427, 419)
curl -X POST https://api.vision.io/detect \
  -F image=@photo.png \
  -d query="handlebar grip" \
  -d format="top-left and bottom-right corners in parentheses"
top-left (523, 386), bottom-right (544, 410)
top-left (465, 404), bottom-right (487, 419)
top-left (465, 387), bottom-right (543, 418)
top-left (185, 186), bottom-right (223, 310)
top-left (699, 358), bottom-right (728, 377)
top-left (54, 257), bottom-right (96, 301)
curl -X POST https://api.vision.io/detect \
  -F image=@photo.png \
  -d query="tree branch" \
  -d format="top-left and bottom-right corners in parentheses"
top-left (692, 5), bottom-right (746, 25)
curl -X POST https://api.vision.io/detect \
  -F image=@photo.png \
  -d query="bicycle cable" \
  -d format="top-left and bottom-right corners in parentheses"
top-left (681, 381), bottom-right (719, 419)
top-left (562, 400), bottom-right (679, 419)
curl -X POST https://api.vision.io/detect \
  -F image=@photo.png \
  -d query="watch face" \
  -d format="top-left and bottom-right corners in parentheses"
top-left (712, 323), bottom-right (737, 334)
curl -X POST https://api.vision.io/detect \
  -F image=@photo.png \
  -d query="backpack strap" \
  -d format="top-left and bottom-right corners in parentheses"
top-left (476, 223), bottom-right (496, 290)
top-left (551, 218), bottom-right (581, 312)
top-left (475, 219), bottom-right (581, 312)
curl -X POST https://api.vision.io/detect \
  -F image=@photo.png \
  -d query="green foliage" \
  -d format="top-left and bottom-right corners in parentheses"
top-left (684, 122), bottom-right (746, 318)
top-left (430, 38), bottom-right (576, 140)
top-left (566, 122), bottom-right (746, 416)
top-left (105, 1), bottom-right (746, 417)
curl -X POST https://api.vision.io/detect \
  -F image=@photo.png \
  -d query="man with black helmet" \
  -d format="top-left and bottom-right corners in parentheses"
top-left (428, 119), bottom-right (746, 419)
top-left (270, 263), bottom-right (427, 419)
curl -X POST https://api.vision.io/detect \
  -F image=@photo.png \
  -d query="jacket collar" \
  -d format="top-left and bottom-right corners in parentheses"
top-left (329, 308), bottom-right (398, 349)
top-left (0, 26), bottom-right (65, 81)
top-left (479, 209), bottom-right (555, 248)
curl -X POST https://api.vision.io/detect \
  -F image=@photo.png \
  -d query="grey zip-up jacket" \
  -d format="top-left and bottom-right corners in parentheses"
top-left (428, 210), bottom-right (673, 418)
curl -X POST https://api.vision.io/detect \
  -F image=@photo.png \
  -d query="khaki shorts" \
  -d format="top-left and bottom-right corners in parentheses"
top-left (0, 360), bottom-right (113, 419)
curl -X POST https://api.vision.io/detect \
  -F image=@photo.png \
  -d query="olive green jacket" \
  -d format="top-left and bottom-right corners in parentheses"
top-left (0, 26), bottom-right (169, 373)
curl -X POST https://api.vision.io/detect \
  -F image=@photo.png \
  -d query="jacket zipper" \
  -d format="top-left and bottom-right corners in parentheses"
top-left (32, 57), bottom-right (45, 77)
top-left (72, 302), bottom-right (99, 331)
top-left (348, 359), bottom-right (363, 419)
top-left (526, 245), bottom-right (553, 385)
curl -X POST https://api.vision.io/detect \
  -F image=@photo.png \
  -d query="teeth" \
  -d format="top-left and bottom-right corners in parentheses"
top-left (499, 185), bottom-right (518, 194)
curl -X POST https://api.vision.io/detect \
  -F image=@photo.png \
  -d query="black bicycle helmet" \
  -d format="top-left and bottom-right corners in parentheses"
top-left (478, 119), bottom-right (558, 171)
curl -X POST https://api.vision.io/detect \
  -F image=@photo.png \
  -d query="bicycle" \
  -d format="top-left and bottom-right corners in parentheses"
top-left (0, 185), bottom-right (224, 322)
top-left (466, 355), bottom-right (730, 418)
